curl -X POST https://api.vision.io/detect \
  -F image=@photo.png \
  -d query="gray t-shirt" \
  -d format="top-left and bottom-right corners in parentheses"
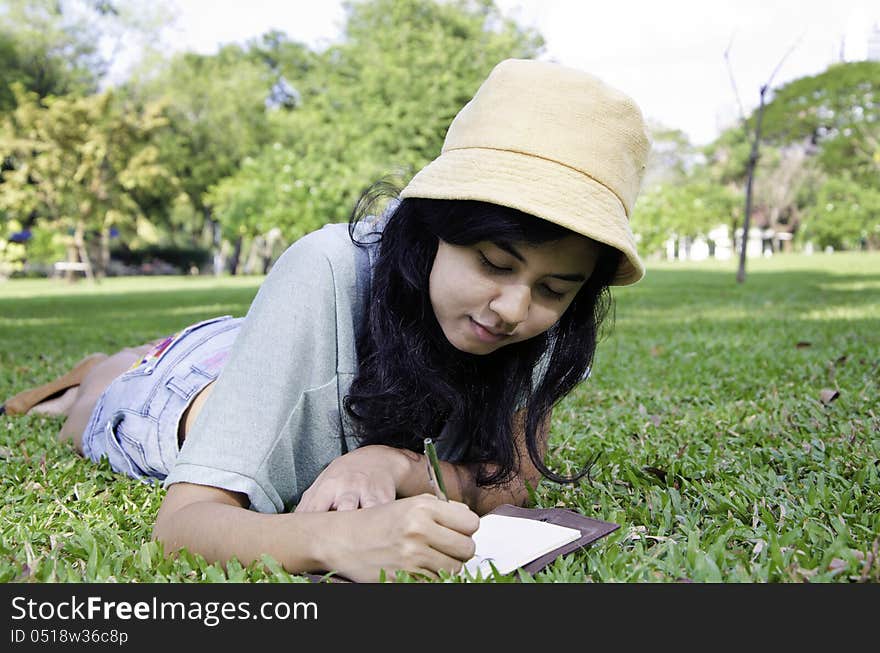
top-left (164, 213), bottom-right (570, 514)
top-left (164, 220), bottom-right (380, 513)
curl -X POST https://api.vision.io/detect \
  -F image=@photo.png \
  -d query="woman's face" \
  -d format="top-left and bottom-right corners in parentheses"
top-left (429, 234), bottom-right (600, 355)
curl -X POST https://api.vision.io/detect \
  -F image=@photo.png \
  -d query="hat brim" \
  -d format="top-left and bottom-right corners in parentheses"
top-left (400, 147), bottom-right (644, 286)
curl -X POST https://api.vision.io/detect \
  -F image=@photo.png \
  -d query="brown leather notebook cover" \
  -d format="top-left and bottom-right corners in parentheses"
top-left (484, 504), bottom-right (620, 575)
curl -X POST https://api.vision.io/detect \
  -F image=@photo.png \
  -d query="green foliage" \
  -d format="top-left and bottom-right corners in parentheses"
top-left (206, 144), bottom-right (339, 243)
top-left (643, 122), bottom-right (700, 188)
top-left (0, 0), bottom-right (170, 113)
top-left (0, 0), bottom-right (104, 110)
top-left (0, 223), bottom-right (26, 277)
top-left (702, 126), bottom-right (754, 187)
top-left (208, 0), bottom-right (544, 240)
top-left (632, 179), bottom-right (739, 256)
top-left (0, 84), bottom-right (176, 272)
top-left (3, 0), bottom-right (877, 267)
top-left (761, 61), bottom-right (880, 143)
top-left (1, 252), bottom-right (878, 582)
top-left (759, 61), bottom-right (880, 189)
top-left (0, 0), bottom-right (549, 268)
top-left (129, 45), bottom-right (279, 218)
top-left (680, 61), bottom-right (879, 254)
top-left (802, 176), bottom-right (880, 250)
top-left (0, 220), bottom-right (66, 276)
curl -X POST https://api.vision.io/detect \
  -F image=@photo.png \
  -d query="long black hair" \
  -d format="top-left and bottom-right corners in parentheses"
top-left (345, 181), bottom-right (619, 487)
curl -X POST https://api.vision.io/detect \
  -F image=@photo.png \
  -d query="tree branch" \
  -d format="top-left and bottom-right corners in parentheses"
top-left (723, 33), bottom-right (746, 123)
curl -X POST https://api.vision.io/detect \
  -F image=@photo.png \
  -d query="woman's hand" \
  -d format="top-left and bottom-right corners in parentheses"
top-left (154, 484), bottom-right (477, 583)
top-left (323, 494), bottom-right (479, 582)
top-left (294, 445), bottom-right (412, 513)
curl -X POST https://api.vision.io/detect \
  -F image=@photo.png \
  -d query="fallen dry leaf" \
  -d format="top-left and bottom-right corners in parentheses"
top-left (752, 539), bottom-right (765, 558)
top-left (828, 558), bottom-right (848, 573)
top-left (795, 341), bottom-right (812, 349)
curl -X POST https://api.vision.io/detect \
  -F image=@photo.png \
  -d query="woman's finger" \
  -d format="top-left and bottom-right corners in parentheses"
top-left (420, 501), bottom-right (480, 562)
top-left (426, 522), bottom-right (477, 564)
top-left (360, 482), bottom-right (395, 509)
top-left (359, 493), bottom-right (380, 509)
top-left (431, 499), bottom-right (481, 536)
top-left (295, 486), bottom-right (334, 513)
top-left (333, 492), bottom-right (360, 512)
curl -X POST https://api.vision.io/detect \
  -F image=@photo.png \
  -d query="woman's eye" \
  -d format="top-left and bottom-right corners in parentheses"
top-left (542, 285), bottom-right (565, 300)
top-left (479, 251), bottom-right (566, 300)
top-left (478, 252), bottom-right (510, 272)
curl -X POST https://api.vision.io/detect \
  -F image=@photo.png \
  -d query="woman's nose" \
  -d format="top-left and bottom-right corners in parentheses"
top-left (489, 284), bottom-right (530, 329)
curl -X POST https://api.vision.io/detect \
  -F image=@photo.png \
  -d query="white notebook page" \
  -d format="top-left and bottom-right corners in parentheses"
top-left (461, 514), bottom-right (582, 578)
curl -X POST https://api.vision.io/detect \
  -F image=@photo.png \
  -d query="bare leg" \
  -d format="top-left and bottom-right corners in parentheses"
top-left (28, 386), bottom-right (80, 416)
top-left (58, 344), bottom-right (157, 454)
top-left (2, 353), bottom-right (106, 416)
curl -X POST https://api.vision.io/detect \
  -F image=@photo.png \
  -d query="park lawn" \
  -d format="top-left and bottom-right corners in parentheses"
top-left (1, 251), bottom-right (878, 583)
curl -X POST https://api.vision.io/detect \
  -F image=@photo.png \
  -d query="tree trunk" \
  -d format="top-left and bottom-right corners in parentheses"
top-left (243, 236), bottom-right (262, 274)
top-left (205, 207), bottom-right (223, 277)
top-left (737, 85), bottom-right (769, 284)
top-left (72, 220), bottom-right (95, 283)
top-left (262, 228), bottom-right (282, 274)
top-left (98, 227), bottom-right (110, 279)
top-left (229, 235), bottom-right (243, 276)
top-left (64, 243), bottom-right (78, 282)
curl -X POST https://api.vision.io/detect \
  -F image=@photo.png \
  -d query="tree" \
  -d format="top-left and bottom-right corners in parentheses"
top-left (722, 37), bottom-right (800, 282)
top-left (0, 85), bottom-right (174, 278)
top-left (125, 45), bottom-right (279, 271)
top-left (751, 144), bottom-right (823, 245)
top-left (759, 61), bottom-right (880, 189)
top-left (732, 61), bottom-right (880, 251)
top-left (631, 177), bottom-right (739, 258)
top-left (642, 122), bottom-right (702, 190)
top-left (208, 0), bottom-right (544, 261)
top-left (801, 176), bottom-right (880, 251)
top-left (0, 0), bottom-right (104, 110)
top-left (0, 0), bottom-right (170, 113)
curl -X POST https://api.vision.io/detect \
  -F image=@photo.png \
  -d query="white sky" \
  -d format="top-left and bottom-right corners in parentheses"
top-left (162, 0), bottom-right (880, 145)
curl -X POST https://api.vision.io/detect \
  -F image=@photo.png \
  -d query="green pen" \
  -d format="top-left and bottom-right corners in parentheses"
top-left (423, 437), bottom-right (448, 501)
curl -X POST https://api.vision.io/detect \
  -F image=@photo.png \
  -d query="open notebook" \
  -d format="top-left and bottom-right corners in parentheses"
top-left (461, 513), bottom-right (583, 578)
top-left (302, 505), bottom-right (619, 582)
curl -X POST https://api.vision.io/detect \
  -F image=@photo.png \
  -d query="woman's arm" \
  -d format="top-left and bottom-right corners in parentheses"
top-left (295, 407), bottom-right (551, 517)
top-left (153, 482), bottom-right (479, 583)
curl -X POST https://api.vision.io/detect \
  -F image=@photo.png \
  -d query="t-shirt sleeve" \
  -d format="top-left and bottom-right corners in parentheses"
top-left (163, 232), bottom-right (342, 513)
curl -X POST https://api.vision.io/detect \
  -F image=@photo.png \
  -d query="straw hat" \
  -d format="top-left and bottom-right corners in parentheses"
top-left (400, 58), bottom-right (652, 285)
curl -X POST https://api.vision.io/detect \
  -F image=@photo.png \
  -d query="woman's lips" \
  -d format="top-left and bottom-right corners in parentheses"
top-left (470, 317), bottom-right (508, 343)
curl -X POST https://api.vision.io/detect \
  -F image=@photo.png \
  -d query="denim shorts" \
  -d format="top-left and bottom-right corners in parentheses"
top-left (82, 315), bottom-right (243, 481)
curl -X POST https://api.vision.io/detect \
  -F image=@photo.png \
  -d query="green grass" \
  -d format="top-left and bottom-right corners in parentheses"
top-left (1, 252), bottom-right (878, 583)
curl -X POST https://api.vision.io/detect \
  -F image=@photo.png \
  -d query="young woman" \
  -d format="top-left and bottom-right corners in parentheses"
top-left (3, 58), bottom-right (651, 582)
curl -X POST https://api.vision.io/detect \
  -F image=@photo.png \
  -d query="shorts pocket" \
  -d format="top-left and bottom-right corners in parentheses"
top-left (103, 413), bottom-right (149, 479)
top-left (109, 411), bottom-right (169, 479)
top-left (166, 364), bottom-right (216, 401)
top-left (123, 316), bottom-right (233, 379)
